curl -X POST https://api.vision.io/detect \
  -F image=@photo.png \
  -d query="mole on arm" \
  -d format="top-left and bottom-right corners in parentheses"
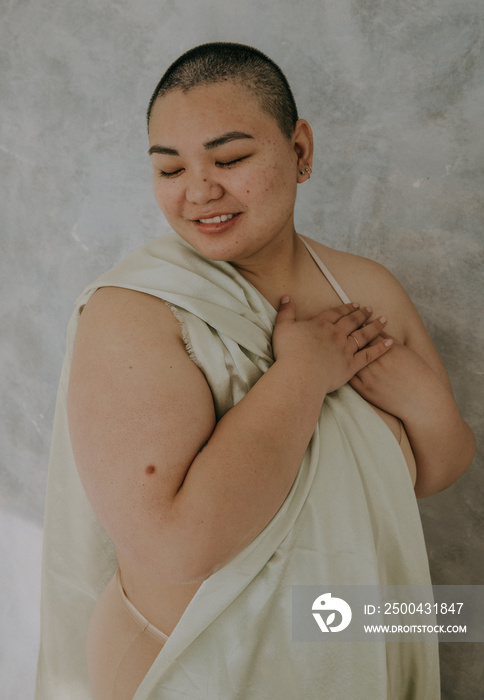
top-left (145, 465), bottom-right (156, 475)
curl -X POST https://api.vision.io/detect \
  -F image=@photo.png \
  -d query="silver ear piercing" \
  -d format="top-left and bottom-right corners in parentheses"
top-left (299, 164), bottom-right (312, 179)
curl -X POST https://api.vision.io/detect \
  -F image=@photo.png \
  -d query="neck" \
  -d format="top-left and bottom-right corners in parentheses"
top-left (232, 231), bottom-right (306, 308)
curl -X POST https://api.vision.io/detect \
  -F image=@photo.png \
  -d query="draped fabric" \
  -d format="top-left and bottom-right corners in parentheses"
top-left (36, 233), bottom-right (439, 699)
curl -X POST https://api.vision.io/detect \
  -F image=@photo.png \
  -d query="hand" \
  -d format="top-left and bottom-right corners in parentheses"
top-left (272, 298), bottom-right (393, 394)
top-left (349, 333), bottom-right (444, 421)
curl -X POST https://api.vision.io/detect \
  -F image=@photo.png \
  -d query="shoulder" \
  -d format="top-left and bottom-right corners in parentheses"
top-left (77, 286), bottom-right (184, 348)
top-left (70, 286), bottom-right (198, 414)
top-left (305, 237), bottom-right (452, 386)
top-left (314, 241), bottom-right (401, 292)
top-left (303, 235), bottom-right (397, 284)
top-left (305, 238), bottom-right (415, 341)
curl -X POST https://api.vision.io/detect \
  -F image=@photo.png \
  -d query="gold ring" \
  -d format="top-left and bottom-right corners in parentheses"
top-left (350, 334), bottom-right (360, 351)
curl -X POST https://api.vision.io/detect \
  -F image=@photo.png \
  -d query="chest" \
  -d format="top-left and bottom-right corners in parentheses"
top-left (287, 262), bottom-right (416, 483)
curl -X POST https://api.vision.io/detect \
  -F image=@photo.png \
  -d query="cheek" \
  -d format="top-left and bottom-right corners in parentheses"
top-left (153, 179), bottom-right (177, 216)
top-left (247, 163), bottom-right (279, 200)
top-left (251, 161), bottom-right (296, 209)
top-left (255, 146), bottom-right (296, 195)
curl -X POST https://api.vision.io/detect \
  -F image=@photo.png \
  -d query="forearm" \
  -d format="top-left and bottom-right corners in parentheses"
top-left (349, 334), bottom-right (476, 498)
top-left (167, 357), bottom-right (327, 581)
top-left (400, 382), bottom-right (476, 498)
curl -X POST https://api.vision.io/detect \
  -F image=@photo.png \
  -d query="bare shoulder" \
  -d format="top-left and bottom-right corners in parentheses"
top-left (76, 285), bottom-right (184, 348)
top-left (69, 285), bottom-right (215, 453)
top-left (305, 237), bottom-right (451, 386)
top-left (303, 235), bottom-right (393, 281)
top-left (306, 238), bottom-right (417, 341)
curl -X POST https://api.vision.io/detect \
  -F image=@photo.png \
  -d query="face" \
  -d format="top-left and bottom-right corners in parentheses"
top-left (148, 81), bottom-right (312, 267)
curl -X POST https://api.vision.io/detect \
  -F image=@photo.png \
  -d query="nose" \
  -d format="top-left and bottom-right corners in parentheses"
top-left (185, 171), bottom-right (224, 204)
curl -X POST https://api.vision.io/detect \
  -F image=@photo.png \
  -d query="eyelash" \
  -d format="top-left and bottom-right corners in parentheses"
top-left (217, 156), bottom-right (246, 169)
top-left (158, 156), bottom-right (247, 179)
top-left (158, 169), bottom-right (182, 179)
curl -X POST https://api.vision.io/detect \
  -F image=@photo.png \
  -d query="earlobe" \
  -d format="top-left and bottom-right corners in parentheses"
top-left (298, 164), bottom-right (312, 180)
top-left (293, 119), bottom-right (313, 182)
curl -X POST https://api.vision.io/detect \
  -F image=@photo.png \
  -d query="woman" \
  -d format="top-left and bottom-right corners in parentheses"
top-left (37, 43), bottom-right (475, 700)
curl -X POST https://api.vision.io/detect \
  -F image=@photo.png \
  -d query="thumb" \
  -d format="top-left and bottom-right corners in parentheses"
top-left (276, 295), bottom-right (296, 321)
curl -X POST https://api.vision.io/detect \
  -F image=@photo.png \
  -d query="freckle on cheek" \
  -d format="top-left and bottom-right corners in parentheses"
top-left (145, 465), bottom-right (156, 475)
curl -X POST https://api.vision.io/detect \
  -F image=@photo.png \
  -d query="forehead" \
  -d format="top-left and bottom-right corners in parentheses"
top-left (148, 82), bottom-right (281, 147)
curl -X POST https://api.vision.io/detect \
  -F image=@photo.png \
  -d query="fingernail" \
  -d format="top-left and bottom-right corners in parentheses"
top-left (352, 302), bottom-right (360, 308)
top-left (379, 315), bottom-right (387, 323)
top-left (281, 295), bottom-right (290, 304)
top-left (365, 305), bottom-right (373, 313)
top-left (384, 339), bottom-right (393, 347)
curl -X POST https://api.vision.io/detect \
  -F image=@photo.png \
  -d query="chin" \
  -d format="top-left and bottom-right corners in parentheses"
top-left (171, 228), bottom-right (248, 264)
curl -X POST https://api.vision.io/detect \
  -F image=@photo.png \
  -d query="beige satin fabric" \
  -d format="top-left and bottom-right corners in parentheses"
top-left (37, 233), bottom-right (439, 700)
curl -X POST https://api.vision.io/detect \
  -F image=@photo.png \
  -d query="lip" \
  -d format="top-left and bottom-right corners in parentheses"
top-left (192, 212), bottom-right (241, 234)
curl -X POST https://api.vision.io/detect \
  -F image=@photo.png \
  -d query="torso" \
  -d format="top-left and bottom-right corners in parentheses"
top-left (297, 236), bottom-right (417, 487)
top-left (117, 234), bottom-right (417, 637)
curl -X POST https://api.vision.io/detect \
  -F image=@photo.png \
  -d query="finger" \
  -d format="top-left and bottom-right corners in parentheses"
top-left (378, 330), bottom-right (401, 346)
top-left (317, 302), bottom-right (360, 324)
top-left (349, 316), bottom-right (388, 350)
top-left (365, 331), bottom-right (402, 351)
top-left (275, 295), bottom-right (296, 321)
top-left (348, 333), bottom-right (361, 353)
top-left (353, 337), bottom-right (393, 372)
top-left (336, 306), bottom-right (374, 334)
top-left (319, 302), bottom-right (372, 324)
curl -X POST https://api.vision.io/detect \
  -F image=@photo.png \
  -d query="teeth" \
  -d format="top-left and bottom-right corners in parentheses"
top-left (199, 214), bottom-right (235, 224)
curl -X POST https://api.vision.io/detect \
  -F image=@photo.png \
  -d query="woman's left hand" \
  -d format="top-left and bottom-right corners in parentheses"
top-left (349, 330), bottom-right (475, 497)
top-left (348, 332), bottom-right (444, 422)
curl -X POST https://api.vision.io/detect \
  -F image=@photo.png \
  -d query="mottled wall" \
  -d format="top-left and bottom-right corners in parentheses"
top-left (1, 0), bottom-right (483, 697)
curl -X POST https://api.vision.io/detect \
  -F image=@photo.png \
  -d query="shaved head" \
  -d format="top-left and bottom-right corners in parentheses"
top-left (147, 42), bottom-right (299, 139)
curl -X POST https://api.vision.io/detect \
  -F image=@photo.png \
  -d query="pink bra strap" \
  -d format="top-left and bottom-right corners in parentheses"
top-left (298, 235), bottom-right (351, 304)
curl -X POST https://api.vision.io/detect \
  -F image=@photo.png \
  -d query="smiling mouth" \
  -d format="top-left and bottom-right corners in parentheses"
top-left (198, 213), bottom-right (236, 224)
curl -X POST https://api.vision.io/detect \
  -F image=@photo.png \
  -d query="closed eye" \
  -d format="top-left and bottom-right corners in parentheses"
top-left (216, 156), bottom-right (248, 168)
top-left (158, 168), bottom-right (184, 179)
top-left (158, 155), bottom-right (248, 178)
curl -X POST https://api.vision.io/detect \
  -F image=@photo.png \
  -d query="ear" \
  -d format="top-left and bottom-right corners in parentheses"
top-left (292, 119), bottom-right (313, 182)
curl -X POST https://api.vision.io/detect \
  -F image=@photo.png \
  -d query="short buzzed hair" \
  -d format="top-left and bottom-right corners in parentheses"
top-left (146, 42), bottom-right (299, 139)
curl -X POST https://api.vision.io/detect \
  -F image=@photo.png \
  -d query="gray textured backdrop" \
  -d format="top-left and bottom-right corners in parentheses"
top-left (1, 0), bottom-right (483, 697)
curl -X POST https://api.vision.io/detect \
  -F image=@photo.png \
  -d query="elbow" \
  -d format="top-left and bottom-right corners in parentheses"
top-left (117, 515), bottom-right (236, 586)
top-left (414, 422), bottom-right (476, 499)
top-left (117, 536), bottom-right (220, 586)
top-left (163, 529), bottom-right (241, 584)
top-left (158, 540), bottom-right (229, 584)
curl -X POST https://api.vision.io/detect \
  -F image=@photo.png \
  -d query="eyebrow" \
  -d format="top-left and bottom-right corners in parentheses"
top-left (148, 131), bottom-right (254, 156)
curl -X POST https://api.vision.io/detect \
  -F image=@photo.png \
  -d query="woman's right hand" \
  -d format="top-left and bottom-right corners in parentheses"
top-left (272, 298), bottom-right (393, 394)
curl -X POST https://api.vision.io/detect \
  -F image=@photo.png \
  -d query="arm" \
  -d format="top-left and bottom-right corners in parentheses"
top-left (348, 268), bottom-right (476, 498)
top-left (67, 287), bottom-right (391, 584)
